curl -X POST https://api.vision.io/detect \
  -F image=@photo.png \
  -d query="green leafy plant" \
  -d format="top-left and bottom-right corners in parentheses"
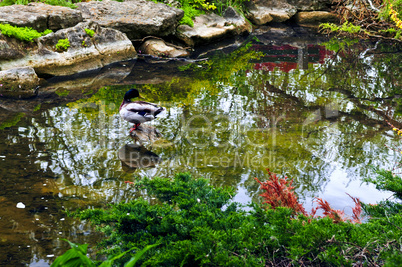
top-left (379, 0), bottom-right (402, 26)
top-left (0, 23), bottom-right (52, 42)
top-left (55, 38), bottom-right (70, 51)
top-left (0, 0), bottom-right (77, 8)
top-left (51, 239), bottom-right (158, 267)
top-left (84, 28), bottom-right (95, 37)
top-left (155, 0), bottom-right (249, 26)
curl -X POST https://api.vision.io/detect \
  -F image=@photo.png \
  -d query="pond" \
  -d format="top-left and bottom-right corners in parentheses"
top-left (0, 26), bottom-right (401, 266)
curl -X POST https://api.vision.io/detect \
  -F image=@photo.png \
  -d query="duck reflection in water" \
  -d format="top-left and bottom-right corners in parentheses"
top-left (118, 144), bottom-right (161, 172)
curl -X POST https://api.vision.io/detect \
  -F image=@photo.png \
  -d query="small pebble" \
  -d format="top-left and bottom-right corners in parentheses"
top-left (16, 202), bottom-right (25, 209)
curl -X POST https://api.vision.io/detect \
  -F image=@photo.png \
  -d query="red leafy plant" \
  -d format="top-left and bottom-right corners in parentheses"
top-left (255, 169), bottom-right (362, 223)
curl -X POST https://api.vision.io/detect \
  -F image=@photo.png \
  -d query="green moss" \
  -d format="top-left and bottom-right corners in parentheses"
top-left (84, 28), bottom-right (94, 37)
top-left (33, 104), bottom-right (41, 112)
top-left (0, 24), bottom-right (52, 42)
top-left (55, 38), bottom-right (70, 51)
top-left (55, 88), bottom-right (70, 96)
top-left (0, 113), bottom-right (25, 130)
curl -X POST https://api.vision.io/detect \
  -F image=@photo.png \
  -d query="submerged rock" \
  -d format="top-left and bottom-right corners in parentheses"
top-left (77, 0), bottom-right (184, 40)
top-left (40, 60), bottom-right (136, 95)
top-left (130, 124), bottom-right (162, 144)
top-left (0, 3), bottom-right (83, 32)
top-left (176, 7), bottom-right (251, 47)
top-left (0, 21), bottom-right (137, 76)
top-left (0, 67), bottom-right (39, 98)
top-left (118, 143), bottom-right (160, 172)
top-left (139, 37), bottom-right (190, 58)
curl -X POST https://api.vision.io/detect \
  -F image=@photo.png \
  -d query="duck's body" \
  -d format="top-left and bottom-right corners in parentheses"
top-left (119, 89), bottom-right (164, 132)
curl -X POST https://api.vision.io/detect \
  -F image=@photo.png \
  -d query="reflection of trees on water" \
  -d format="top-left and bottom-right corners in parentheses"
top-left (241, 40), bottom-right (401, 199)
top-left (0, 119), bottom-right (104, 266)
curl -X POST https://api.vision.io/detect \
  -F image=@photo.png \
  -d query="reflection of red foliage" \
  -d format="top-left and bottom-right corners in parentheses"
top-left (253, 44), bottom-right (334, 72)
top-left (254, 62), bottom-right (298, 73)
top-left (256, 169), bottom-right (362, 224)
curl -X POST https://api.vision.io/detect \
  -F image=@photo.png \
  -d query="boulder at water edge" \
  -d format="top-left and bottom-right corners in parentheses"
top-left (0, 21), bottom-right (137, 76)
top-left (0, 2), bottom-right (83, 32)
top-left (77, 0), bottom-right (184, 40)
top-left (245, 0), bottom-right (297, 25)
top-left (176, 7), bottom-right (252, 47)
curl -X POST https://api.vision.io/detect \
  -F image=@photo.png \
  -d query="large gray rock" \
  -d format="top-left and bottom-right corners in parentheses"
top-left (246, 0), bottom-right (297, 25)
top-left (176, 7), bottom-right (252, 47)
top-left (0, 21), bottom-right (137, 76)
top-left (77, 0), bottom-right (184, 40)
top-left (0, 67), bottom-right (39, 98)
top-left (0, 3), bottom-right (83, 32)
top-left (286, 0), bottom-right (332, 11)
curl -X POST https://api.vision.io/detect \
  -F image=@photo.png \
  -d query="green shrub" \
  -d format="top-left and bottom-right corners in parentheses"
top-left (72, 173), bottom-right (402, 266)
top-left (55, 38), bottom-right (70, 51)
top-left (0, 23), bottom-right (52, 42)
top-left (179, 3), bottom-right (204, 27)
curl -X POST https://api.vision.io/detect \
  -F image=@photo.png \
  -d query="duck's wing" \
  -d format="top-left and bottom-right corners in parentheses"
top-left (128, 101), bottom-right (165, 116)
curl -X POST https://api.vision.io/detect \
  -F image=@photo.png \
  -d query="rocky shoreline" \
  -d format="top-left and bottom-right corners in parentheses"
top-left (0, 0), bottom-right (338, 98)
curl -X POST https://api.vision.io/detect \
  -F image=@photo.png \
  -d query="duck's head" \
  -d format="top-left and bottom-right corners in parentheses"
top-left (124, 88), bottom-right (142, 101)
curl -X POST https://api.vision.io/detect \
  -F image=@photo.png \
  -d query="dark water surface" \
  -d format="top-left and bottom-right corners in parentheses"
top-left (1, 26), bottom-right (401, 266)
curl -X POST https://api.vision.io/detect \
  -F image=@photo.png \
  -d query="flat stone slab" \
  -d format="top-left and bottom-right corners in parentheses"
top-left (0, 3), bottom-right (83, 32)
top-left (77, 0), bottom-right (184, 40)
top-left (295, 11), bottom-right (339, 26)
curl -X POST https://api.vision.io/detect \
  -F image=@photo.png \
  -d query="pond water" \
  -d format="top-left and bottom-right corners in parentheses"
top-left (0, 26), bottom-right (401, 266)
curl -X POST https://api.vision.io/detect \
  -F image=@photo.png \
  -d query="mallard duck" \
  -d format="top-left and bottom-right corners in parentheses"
top-left (119, 89), bottom-right (164, 132)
